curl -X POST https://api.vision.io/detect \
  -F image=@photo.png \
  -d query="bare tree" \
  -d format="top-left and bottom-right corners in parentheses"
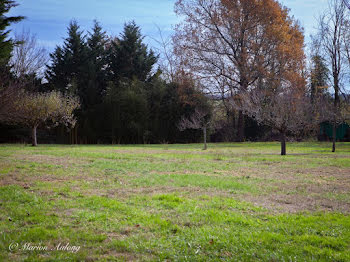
top-left (315, 0), bottom-right (350, 152)
top-left (151, 25), bottom-right (178, 83)
top-left (236, 88), bottom-right (316, 155)
top-left (178, 108), bottom-right (212, 150)
top-left (10, 29), bottom-right (49, 80)
top-left (344, 15), bottom-right (350, 78)
top-left (174, 0), bottom-right (304, 142)
top-left (2, 91), bottom-right (80, 146)
top-left (178, 99), bottom-right (224, 150)
top-left (343, 0), bottom-right (350, 9)
top-left (1, 30), bottom-right (49, 126)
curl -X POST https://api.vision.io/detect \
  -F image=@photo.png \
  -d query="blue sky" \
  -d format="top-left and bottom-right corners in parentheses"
top-left (8, 0), bottom-right (328, 52)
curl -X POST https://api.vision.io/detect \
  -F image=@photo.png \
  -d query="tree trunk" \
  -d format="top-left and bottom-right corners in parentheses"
top-left (230, 111), bottom-right (235, 142)
top-left (237, 110), bottom-right (245, 142)
top-left (70, 126), bottom-right (77, 145)
top-left (280, 131), bottom-right (286, 156)
top-left (32, 125), bottom-right (38, 147)
top-left (74, 125), bottom-right (78, 145)
top-left (203, 127), bottom-right (207, 150)
top-left (332, 122), bottom-right (336, 153)
top-left (333, 70), bottom-right (339, 153)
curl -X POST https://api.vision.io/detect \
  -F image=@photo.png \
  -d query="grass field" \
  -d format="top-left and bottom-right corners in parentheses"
top-left (0, 142), bottom-right (349, 261)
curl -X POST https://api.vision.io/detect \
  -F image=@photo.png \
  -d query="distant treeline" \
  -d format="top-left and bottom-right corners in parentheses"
top-left (1, 0), bottom-right (350, 148)
top-left (0, 17), bottom-right (282, 144)
top-left (2, 20), bottom-right (210, 144)
top-left (1, 20), bottom-right (349, 144)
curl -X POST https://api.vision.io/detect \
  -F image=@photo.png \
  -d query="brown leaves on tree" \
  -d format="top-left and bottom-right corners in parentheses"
top-left (174, 0), bottom-right (306, 143)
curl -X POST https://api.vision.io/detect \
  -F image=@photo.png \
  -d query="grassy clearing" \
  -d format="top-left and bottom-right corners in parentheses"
top-left (0, 142), bottom-right (349, 261)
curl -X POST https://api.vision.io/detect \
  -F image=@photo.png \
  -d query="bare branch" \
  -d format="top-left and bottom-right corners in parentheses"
top-left (10, 29), bottom-right (49, 79)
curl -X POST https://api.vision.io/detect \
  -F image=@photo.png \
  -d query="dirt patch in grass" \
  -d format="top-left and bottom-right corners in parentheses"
top-left (237, 166), bottom-right (350, 213)
top-left (111, 148), bottom-right (206, 155)
top-left (12, 154), bottom-right (90, 167)
top-left (2, 149), bottom-right (349, 214)
top-left (0, 171), bottom-right (29, 188)
top-left (0, 166), bottom-right (102, 193)
top-left (51, 164), bottom-right (350, 213)
top-left (240, 192), bottom-right (350, 213)
top-left (149, 170), bottom-right (234, 178)
top-left (105, 185), bottom-right (202, 198)
top-left (237, 165), bottom-right (349, 185)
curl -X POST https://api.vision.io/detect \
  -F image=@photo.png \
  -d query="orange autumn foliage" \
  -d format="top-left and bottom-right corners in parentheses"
top-left (174, 0), bottom-right (306, 94)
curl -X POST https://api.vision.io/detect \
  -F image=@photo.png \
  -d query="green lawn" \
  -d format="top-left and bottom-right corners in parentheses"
top-left (0, 142), bottom-right (349, 261)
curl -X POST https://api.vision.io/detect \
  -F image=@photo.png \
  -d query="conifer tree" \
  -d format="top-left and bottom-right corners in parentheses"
top-left (46, 20), bottom-right (87, 95)
top-left (46, 20), bottom-right (89, 143)
top-left (86, 20), bottom-right (108, 101)
top-left (0, 0), bottom-right (24, 70)
top-left (0, 0), bottom-right (24, 125)
top-left (80, 21), bottom-right (109, 142)
top-left (310, 55), bottom-right (329, 102)
top-left (109, 21), bottom-right (158, 82)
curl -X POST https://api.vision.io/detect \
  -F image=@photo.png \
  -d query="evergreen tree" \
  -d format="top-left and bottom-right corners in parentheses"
top-left (78, 20), bottom-right (109, 142)
top-left (310, 55), bottom-right (329, 102)
top-left (46, 20), bottom-right (90, 143)
top-left (0, 0), bottom-right (24, 144)
top-left (0, 0), bottom-right (24, 70)
top-left (86, 20), bottom-right (108, 102)
top-left (104, 79), bottom-right (148, 144)
top-left (45, 46), bottom-right (67, 91)
top-left (109, 21), bottom-right (158, 81)
top-left (46, 20), bottom-right (88, 95)
top-left (44, 20), bottom-right (203, 144)
top-left (103, 21), bottom-right (158, 143)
